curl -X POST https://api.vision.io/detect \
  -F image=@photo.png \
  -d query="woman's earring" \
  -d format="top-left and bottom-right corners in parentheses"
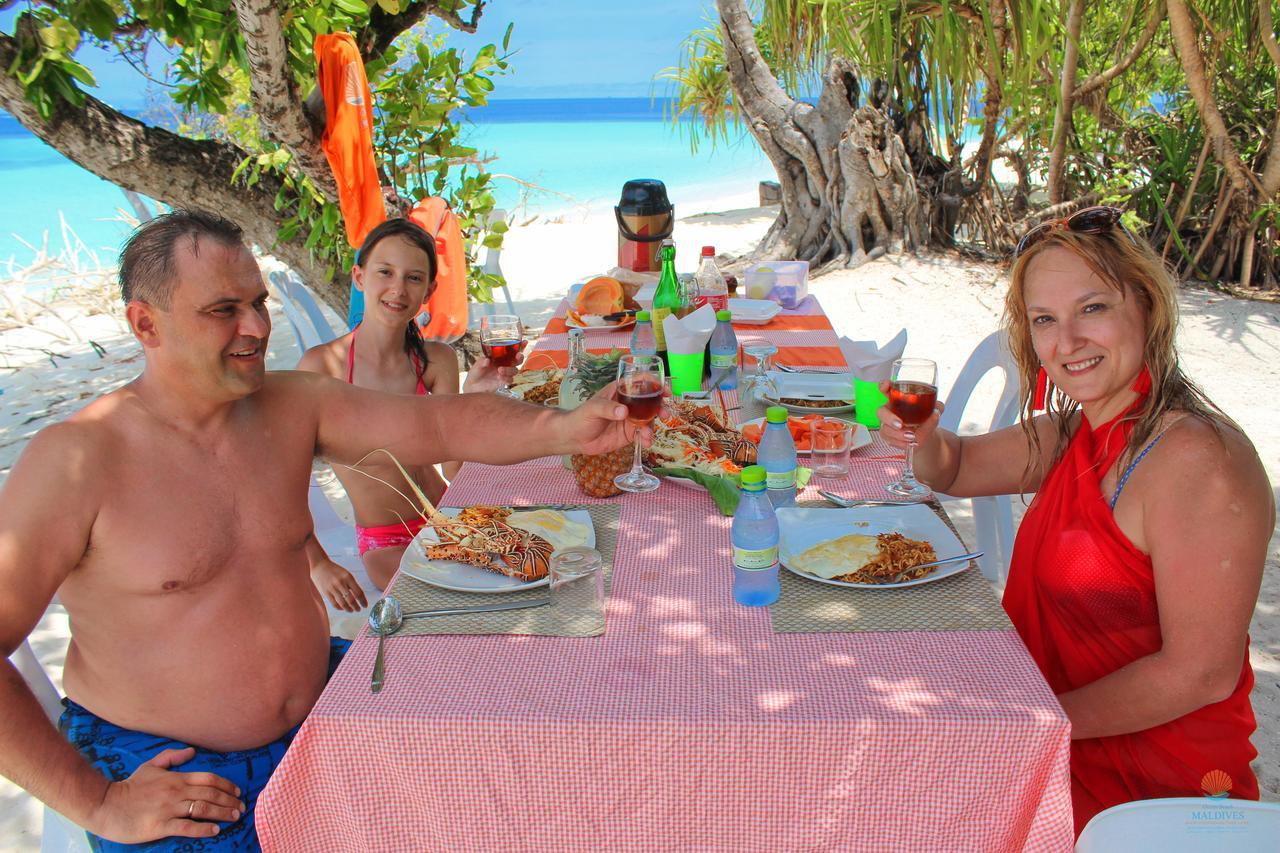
top-left (1033, 366), bottom-right (1048, 411)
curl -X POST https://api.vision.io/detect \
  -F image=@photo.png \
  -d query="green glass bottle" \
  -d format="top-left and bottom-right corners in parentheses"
top-left (651, 238), bottom-right (680, 367)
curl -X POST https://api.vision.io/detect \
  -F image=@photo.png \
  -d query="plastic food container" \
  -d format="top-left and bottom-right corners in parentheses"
top-left (744, 261), bottom-right (809, 309)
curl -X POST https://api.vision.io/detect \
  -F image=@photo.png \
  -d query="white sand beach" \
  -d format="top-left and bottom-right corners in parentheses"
top-left (1, 192), bottom-right (1277, 846)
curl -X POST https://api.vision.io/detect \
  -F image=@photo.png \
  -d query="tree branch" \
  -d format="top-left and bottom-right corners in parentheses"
top-left (230, 0), bottom-right (337, 201)
top-left (1166, 0), bottom-right (1258, 198)
top-left (358, 0), bottom-right (487, 59)
top-left (0, 30), bottom-right (337, 301)
top-left (1261, 0), bottom-right (1280, 72)
top-left (1073, 0), bottom-right (1165, 99)
top-left (1049, 0), bottom-right (1086, 204)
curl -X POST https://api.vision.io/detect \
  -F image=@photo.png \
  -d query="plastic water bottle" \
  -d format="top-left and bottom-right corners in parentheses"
top-left (693, 245), bottom-right (728, 313)
top-left (630, 310), bottom-right (657, 357)
top-left (708, 309), bottom-right (738, 390)
top-left (758, 406), bottom-right (797, 507)
top-left (731, 465), bottom-right (780, 606)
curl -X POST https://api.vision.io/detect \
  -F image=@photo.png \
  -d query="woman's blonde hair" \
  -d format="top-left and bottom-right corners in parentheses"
top-left (1002, 223), bottom-right (1224, 482)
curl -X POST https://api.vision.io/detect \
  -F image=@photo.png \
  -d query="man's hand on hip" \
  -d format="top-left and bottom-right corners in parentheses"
top-left (88, 747), bottom-right (245, 843)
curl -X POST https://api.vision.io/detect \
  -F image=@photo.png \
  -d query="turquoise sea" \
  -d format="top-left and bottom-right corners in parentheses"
top-left (0, 98), bottom-right (775, 267)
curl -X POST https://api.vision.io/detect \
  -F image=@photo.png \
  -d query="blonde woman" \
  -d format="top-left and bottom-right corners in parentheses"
top-left (879, 207), bottom-right (1272, 833)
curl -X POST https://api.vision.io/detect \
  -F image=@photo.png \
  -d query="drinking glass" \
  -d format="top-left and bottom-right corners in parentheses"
top-left (740, 339), bottom-right (779, 403)
top-left (811, 419), bottom-right (854, 478)
top-left (885, 358), bottom-right (938, 500)
top-left (613, 354), bottom-right (665, 493)
top-left (550, 547), bottom-right (606, 632)
top-left (480, 313), bottom-right (524, 396)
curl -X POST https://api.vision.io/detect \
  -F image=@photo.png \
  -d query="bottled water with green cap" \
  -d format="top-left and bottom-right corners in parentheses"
top-left (758, 405), bottom-right (797, 507)
top-left (732, 465), bottom-right (780, 606)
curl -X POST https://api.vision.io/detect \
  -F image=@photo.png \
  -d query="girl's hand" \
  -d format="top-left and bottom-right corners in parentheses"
top-left (310, 558), bottom-right (367, 612)
top-left (876, 380), bottom-right (945, 451)
top-left (463, 340), bottom-right (528, 393)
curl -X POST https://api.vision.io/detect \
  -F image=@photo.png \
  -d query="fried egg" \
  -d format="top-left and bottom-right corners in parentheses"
top-left (506, 510), bottom-right (592, 551)
top-left (790, 533), bottom-right (880, 579)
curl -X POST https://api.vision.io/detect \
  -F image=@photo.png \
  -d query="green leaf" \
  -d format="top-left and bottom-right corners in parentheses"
top-left (375, 0), bottom-right (401, 13)
top-left (654, 468), bottom-right (742, 515)
top-left (332, 0), bottom-right (369, 15)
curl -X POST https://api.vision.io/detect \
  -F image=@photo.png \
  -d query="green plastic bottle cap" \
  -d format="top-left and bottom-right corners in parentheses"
top-left (715, 309), bottom-right (732, 322)
top-left (766, 406), bottom-right (789, 424)
top-left (636, 310), bottom-right (650, 322)
top-left (740, 465), bottom-right (766, 486)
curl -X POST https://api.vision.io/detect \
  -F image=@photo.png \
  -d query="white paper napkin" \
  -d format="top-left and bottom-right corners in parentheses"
top-left (839, 329), bottom-right (908, 382)
top-left (662, 304), bottom-right (717, 355)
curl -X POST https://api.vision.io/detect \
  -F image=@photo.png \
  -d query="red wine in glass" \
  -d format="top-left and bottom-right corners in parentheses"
top-left (618, 377), bottom-right (664, 423)
top-left (482, 338), bottom-right (522, 368)
top-left (889, 382), bottom-right (938, 427)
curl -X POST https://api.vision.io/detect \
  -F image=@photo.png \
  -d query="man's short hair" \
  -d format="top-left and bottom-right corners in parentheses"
top-left (119, 210), bottom-right (246, 308)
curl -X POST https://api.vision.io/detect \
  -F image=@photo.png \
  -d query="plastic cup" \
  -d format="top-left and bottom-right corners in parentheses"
top-left (854, 379), bottom-right (889, 430)
top-left (668, 351), bottom-right (705, 397)
top-left (811, 420), bottom-right (854, 478)
top-left (550, 546), bottom-right (606, 633)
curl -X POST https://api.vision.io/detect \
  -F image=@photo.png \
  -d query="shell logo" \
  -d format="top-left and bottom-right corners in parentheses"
top-left (1200, 769), bottom-right (1233, 798)
top-left (343, 63), bottom-right (365, 107)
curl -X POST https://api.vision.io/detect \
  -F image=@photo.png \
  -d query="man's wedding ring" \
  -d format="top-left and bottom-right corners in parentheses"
top-left (186, 800), bottom-right (195, 818)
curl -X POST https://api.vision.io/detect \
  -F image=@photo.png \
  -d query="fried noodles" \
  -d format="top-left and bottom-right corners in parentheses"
top-left (834, 533), bottom-right (937, 584)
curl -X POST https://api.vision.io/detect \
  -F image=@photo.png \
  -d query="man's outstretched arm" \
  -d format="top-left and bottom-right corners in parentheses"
top-left (304, 371), bottom-right (641, 469)
top-left (0, 424), bottom-right (241, 844)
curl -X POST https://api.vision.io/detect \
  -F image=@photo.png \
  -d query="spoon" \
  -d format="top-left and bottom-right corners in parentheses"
top-left (368, 596), bottom-right (404, 694)
top-left (818, 489), bottom-right (918, 508)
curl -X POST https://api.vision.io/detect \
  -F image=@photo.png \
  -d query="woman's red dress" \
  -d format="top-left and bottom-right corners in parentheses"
top-left (1002, 394), bottom-right (1258, 835)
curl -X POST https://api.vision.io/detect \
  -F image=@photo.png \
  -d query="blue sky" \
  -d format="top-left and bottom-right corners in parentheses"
top-left (1, 1), bottom-right (720, 109)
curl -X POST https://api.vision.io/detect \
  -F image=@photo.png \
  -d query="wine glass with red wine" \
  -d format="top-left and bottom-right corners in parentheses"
top-left (885, 357), bottom-right (938, 500)
top-left (480, 314), bottom-right (524, 396)
top-left (613, 354), bottom-right (665, 493)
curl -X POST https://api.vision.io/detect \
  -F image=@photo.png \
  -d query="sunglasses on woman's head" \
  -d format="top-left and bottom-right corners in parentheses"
top-left (1013, 206), bottom-right (1133, 258)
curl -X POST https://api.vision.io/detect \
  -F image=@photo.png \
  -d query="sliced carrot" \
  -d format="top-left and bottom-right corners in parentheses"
top-left (741, 424), bottom-right (763, 444)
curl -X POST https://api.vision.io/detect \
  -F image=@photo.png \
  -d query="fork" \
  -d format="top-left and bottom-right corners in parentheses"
top-left (889, 552), bottom-right (984, 583)
top-left (818, 489), bottom-right (916, 508)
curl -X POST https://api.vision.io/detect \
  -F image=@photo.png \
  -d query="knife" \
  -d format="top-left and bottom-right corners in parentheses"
top-left (602, 309), bottom-right (638, 322)
top-left (401, 598), bottom-right (550, 619)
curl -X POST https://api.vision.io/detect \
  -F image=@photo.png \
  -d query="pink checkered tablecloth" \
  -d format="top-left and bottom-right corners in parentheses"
top-left (254, 298), bottom-right (1073, 851)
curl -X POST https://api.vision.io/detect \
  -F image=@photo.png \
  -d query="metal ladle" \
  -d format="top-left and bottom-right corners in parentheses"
top-left (368, 596), bottom-right (403, 694)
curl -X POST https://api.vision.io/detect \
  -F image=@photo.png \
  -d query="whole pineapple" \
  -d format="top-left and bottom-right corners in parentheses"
top-left (563, 347), bottom-right (628, 497)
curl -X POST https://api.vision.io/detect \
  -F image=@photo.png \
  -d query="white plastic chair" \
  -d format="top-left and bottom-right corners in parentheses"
top-left (7, 641), bottom-right (93, 852)
top-left (478, 208), bottom-right (516, 316)
top-left (1076, 797), bottom-right (1280, 852)
top-left (308, 475), bottom-right (380, 636)
top-left (266, 270), bottom-right (338, 352)
top-left (936, 330), bottom-right (1020, 585)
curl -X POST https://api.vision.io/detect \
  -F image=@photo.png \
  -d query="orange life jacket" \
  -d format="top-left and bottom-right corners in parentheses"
top-left (314, 33), bottom-right (385, 247)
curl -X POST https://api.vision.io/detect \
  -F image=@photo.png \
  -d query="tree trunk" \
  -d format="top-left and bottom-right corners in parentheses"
top-left (1167, 0), bottom-right (1265, 287)
top-left (0, 32), bottom-right (348, 312)
top-left (1048, 0), bottom-right (1086, 204)
top-left (716, 0), bottom-right (924, 269)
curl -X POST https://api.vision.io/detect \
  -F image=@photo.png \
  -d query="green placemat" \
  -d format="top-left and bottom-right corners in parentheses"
top-left (771, 501), bottom-right (1012, 633)
top-left (386, 503), bottom-right (619, 638)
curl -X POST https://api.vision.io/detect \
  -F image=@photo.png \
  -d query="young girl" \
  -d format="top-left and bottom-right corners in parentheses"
top-left (298, 218), bottom-right (519, 601)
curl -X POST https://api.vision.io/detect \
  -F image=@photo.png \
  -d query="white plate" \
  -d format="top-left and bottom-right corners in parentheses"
top-left (776, 505), bottom-right (968, 589)
top-left (564, 313), bottom-right (635, 333)
top-left (727, 298), bottom-right (781, 325)
top-left (399, 508), bottom-right (595, 594)
top-left (762, 371), bottom-right (855, 414)
top-left (739, 416), bottom-right (872, 453)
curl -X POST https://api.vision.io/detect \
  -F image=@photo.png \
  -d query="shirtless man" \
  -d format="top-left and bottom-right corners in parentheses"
top-left (0, 211), bottom-right (638, 849)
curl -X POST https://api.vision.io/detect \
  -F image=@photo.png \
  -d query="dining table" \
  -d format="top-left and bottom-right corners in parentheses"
top-left (255, 292), bottom-right (1073, 851)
